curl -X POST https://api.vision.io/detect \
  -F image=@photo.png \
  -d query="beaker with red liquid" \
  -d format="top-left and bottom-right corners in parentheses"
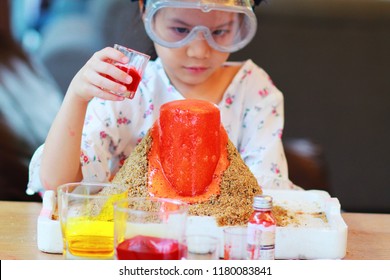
top-left (114, 197), bottom-right (188, 260)
top-left (105, 44), bottom-right (150, 99)
top-left (116, 235), bottom-right (187, 260)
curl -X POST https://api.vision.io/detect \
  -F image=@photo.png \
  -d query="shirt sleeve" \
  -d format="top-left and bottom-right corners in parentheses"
top-left (27, 144), bottom-right (45, 195)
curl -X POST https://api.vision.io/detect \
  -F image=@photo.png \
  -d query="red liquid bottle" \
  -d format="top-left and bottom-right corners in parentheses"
top-left (247, 195), bottom-right (276, 260)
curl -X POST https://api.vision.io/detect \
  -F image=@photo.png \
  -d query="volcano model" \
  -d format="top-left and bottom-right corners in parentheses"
top-left (112, 99), bottom-right (262, 226)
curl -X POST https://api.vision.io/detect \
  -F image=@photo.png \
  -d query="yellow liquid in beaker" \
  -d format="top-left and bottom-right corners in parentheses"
top-left (65, 219), bottom-right (114, 259)
top-left (63, 190), bottom-right (127, 259)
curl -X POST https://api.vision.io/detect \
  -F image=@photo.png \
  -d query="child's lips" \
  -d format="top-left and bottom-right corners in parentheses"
top-left (184, 66), bottom-right (209, 74)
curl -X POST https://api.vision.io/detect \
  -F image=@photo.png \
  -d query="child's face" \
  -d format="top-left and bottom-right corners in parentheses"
top-left (148, 8), bottom-right (233, 89)
top-left (155, 39), bottom-right (230, 90)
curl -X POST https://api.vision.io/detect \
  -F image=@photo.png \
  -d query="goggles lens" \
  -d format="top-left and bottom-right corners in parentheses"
top-left (144, 1), bottom-right (257, 52)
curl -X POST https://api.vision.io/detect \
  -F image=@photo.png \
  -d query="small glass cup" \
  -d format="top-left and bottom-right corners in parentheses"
top-left (185, 235), bottom-right (220, 260)
top-left (57, 182), bottom-right (128, 259)
top-left (108, 44), bottom-right (150, 99)
top-left (223, 227), bottom-right (249, 260)
top-left (114, 197), bottom-right (188, 260)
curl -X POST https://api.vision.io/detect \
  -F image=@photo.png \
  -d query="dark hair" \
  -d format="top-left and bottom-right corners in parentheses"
top-left (0, 0), bottom-right (33, 73)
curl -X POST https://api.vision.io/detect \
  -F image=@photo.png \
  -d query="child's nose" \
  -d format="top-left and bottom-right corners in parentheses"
top-left (186, 34), bottom-right (211, 59)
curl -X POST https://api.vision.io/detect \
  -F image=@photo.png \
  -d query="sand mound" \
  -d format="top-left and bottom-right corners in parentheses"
top-left (112, 130), bottom-right (262, 226)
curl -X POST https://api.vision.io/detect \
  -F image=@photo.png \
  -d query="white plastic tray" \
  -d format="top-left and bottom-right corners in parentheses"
top-left (37, 189), bottom-right (348, 259)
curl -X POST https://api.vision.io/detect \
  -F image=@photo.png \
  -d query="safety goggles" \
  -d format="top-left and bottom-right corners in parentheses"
top-left (142, 0), bottom-right (258, 52)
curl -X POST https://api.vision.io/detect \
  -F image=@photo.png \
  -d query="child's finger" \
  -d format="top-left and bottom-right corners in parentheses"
top-left (83, 67), bottom-right (126, 96)
top-left (93, 47), bottom-right (129, 65)
top-left (87, 84), bottom-right (125, 101)
top-left (100, 62), bottom-right (133, 86)
top-left (90, 52), bottom-right (133, 86)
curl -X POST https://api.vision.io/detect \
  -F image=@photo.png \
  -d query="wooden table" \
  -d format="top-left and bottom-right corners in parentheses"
top-left (0, 201), bottom-right (389, 260)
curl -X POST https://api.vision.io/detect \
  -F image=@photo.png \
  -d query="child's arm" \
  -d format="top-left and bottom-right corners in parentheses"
top-left (40, 47), bottom-right (133, 190)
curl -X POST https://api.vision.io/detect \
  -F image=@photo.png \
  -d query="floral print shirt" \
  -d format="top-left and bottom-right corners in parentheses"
top-left (27, 58), bottom-right (296, 194)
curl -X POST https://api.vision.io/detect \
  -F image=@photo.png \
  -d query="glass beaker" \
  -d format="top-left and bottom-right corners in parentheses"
top-left (114, 197), bottom-right (188, 260)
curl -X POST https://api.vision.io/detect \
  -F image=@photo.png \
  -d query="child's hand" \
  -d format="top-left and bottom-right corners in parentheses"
top-left (66, 47), bottom-right (133, 102)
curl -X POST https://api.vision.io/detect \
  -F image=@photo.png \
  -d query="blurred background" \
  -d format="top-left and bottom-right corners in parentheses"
top-left (3, 0), bottom-right (389, 213)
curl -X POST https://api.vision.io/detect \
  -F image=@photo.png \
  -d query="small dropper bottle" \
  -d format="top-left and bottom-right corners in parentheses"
top-left (247, 195), bottom-right (276, 260)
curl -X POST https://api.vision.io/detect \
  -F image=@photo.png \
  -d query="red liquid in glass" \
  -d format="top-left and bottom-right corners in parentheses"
top-left (104, 65), bottom-right (141, 97)
top-left (116, 235), bottom-right (187, 260)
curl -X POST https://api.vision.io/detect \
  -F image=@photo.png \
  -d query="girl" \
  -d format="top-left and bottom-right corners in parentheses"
top-left (28, 0), bottom-right (296, 194)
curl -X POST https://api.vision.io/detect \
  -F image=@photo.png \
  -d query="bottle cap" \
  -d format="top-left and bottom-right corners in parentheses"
top-left (253, 195), bottom-right (273, 209)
